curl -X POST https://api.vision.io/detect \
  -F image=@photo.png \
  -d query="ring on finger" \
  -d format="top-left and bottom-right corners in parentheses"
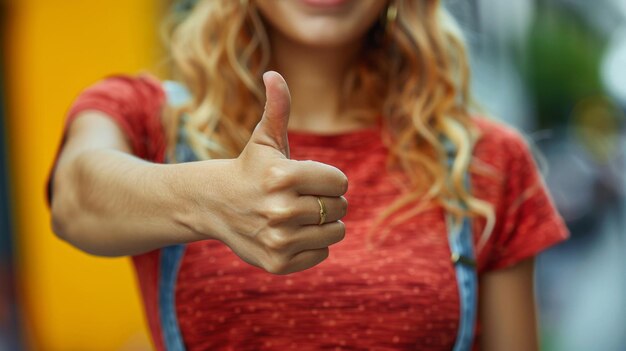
top-left (317, 196), bottom-right (327, 226)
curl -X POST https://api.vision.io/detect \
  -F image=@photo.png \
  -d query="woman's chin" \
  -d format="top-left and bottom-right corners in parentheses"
top-left (256, 0), bottom-right (387, 49)
top-left (293, 34), bottom-right (357, 49)
top-left (280, 25), bottom-right (368, 49)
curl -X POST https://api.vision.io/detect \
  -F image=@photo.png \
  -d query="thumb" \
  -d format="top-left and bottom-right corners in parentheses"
top-left (250, 71), bottom-right (291, 158)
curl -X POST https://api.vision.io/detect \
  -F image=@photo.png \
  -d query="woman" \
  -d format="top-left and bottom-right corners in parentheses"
top-left (48, 0), bottom-right (569, 350)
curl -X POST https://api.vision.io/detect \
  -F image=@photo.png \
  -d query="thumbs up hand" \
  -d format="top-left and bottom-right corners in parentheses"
top-left (247, 71), bottom-right (292, 159)
top-left (188, 71), bottom-right (348, 275)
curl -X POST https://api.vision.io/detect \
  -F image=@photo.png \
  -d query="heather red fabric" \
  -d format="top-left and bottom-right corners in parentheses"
top-left (58, 76), bottom-right (569, 350)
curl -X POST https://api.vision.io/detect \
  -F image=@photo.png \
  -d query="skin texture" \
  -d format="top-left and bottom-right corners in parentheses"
top-left (53, 72), bottom-right (348, 275)
top-left (255, 0), bottom-right (387, 49)
top-left (255, 0), bottom-right (388, 133)
top-left (480, 258), bottom-right (539, 351)
top-left (51, 0), bottom-right (540, 349)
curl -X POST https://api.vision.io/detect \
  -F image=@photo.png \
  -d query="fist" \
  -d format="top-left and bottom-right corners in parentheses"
top-left (219, 71), bottom-right (349, 275)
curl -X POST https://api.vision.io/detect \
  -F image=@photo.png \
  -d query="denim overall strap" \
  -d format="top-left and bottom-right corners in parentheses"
top-left (158, 81), bottom-right (195, 351)
top-left (159, 245), bottom-right (186, 351)
top-left (442, 138), bottom-right (478, 351)
top-left (449, 214), bottom-right (478, 351)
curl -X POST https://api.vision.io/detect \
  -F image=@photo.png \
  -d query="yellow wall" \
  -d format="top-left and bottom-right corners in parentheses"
top-left (5, 1), bottom-right (165, 349)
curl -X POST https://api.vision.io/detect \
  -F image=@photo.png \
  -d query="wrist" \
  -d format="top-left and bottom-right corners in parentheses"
top-left (159, 159), bottom-right (236, 244)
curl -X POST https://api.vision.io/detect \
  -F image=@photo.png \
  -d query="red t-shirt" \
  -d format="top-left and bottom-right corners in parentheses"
top-left (59, 75), bottom-right (569, 350)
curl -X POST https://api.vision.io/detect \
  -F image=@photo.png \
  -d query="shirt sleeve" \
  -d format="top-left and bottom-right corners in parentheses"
top-left (481, 129), bottom-right (570, 272)
top-left (65, 74), bottom-right (167, 162)
top-left (47, 74), bottom-right (167, 203)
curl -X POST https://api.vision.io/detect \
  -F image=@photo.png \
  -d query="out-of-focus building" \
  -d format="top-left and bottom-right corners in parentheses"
top-left (449, 0), bottom-right (626, 349)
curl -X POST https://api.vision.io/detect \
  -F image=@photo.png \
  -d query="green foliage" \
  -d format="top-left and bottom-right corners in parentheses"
top-left (521, 5), bottom-right (606, 128)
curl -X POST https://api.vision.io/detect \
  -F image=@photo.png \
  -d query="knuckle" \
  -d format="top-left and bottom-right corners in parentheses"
top-left (264, 257), bottom-right (290, 275)
top-left (262, 163), bottom-right (295, 192)
top-left (261, 203), bottom-right (296, 225)
top-left (262, 229), bottom-right (290, 251)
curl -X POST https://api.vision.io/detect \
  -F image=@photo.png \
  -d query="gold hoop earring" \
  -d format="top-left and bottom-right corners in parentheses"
top-left (386, 1), bottom-right (398, 33)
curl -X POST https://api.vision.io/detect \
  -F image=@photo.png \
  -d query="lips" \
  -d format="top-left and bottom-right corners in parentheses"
top-left (300, 0), bottom-right (350, 9)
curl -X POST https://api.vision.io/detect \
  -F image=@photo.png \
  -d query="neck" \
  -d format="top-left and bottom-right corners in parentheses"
top-left (268, 30), bottom-right (365, 133)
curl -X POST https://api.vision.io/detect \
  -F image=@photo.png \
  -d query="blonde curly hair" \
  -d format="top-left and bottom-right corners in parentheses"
top-left (163, 0), bottom-right (496, 250)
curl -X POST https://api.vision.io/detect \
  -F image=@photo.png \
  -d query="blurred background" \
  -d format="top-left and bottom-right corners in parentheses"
top-left (0, 0), bottom-right (624, 350)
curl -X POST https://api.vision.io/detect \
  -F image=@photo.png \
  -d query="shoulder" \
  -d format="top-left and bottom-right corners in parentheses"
top-left (82, 73), bottom-right (165, 101)
top-left (473, 116), bottom-right (531, 153)
top-left (97, 73), bottom-right (164, 91)
top-left (468, 115), bottom-right (543, 210)
top-left (470, 116), bottom-right (570, 272)
top-left (70, 73), bottom-right (167, 117)
top-left (470, 115), bottom-right (536, 170)
top-left (68, 73), bottom-right (169, 162)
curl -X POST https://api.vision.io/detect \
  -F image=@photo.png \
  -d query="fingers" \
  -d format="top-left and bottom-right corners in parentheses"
top-left (294, 195), bottom-right (348, 225)
top-left (253, 194), bottom-right (347, 275)
top-left (290, 160), bottom-right (348, 197)
top-left (249, 71), bottom-right (292, 158)
top-left (263, 195), bottom-right (347, 226)
top-left (268, 248), bottom-right (329, 275)
top-left (256, 222), bottom-right (344, 275)
top-left (287, 221), bottom-right (346, 255)
top-left (284, 248), bottom-right (330, 274)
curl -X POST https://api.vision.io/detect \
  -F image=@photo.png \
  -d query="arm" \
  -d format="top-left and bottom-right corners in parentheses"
top-left (51, 110), bottom-right (218, 256)
top-left (50, 72), bottom-right (348, 275)
top-left (479, 258), bottom-right (539, 351)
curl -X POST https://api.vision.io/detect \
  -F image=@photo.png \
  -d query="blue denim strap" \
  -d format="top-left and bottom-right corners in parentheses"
top-left (158, 81), bottom-right (193, 351)
top-left (443, 139), bottom-right (478, 351)
top-left (448, 214), bottom-right (478, 351)
top-left (159, 245), bottom-right (186, 351)
top-left (163, 81), bottom-right (193, 107)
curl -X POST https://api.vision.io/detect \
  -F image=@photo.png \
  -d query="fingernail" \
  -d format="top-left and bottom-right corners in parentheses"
top-left (262, 71), bottom-right (273, 85)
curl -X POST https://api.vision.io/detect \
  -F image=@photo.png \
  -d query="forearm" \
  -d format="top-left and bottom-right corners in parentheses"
top-left (479, 258), bottom-right (539, 351)
top-left (51, 148), bottom-right (225, 256)
top-left (48, 72), bottom-right (347, 277)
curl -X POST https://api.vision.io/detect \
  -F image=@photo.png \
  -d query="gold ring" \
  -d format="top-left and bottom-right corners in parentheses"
top-left (317, 196), bottom-right (327, 226)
